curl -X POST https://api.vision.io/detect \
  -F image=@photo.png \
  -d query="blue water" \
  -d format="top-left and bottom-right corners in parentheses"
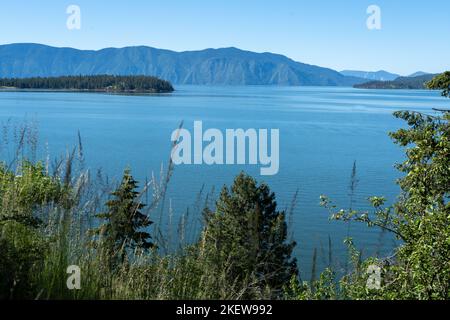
top-left (0, 86), bottom-right (447, 278)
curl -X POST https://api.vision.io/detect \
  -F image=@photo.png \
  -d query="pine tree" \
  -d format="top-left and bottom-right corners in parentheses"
top-left (202, 172), bottom-right (298, 298)
top-left (94, 169), bottom-right (154, 268)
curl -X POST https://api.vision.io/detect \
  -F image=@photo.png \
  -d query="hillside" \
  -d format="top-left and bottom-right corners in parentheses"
top-left (0, 43), bottom-right (366, 86)
top-left (354, 74), bottom-right (437, 89)
top-left (408, 71), bottom-right (430, 77)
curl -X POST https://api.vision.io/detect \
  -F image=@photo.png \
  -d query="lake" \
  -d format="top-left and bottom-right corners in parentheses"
top-left (0, 86), bottom-right (447, 278)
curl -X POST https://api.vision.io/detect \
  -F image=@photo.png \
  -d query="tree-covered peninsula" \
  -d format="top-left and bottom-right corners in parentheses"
top-left (0, 75), bottom-right (174, 93)
top-left (354, 73), bottom-right (436, 90)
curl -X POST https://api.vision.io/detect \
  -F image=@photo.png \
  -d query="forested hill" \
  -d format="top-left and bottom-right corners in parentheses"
top-left (0, 43), bottom-right (366, 86)
top-left (0, 75), bottom-right (174, 93)
top-left (354, 74), bottom-right (437, 89)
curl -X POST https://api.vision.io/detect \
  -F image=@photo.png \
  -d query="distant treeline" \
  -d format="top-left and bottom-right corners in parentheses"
top-left (354, 73), bottom-right (437, 90)
top-left (0, 75), bottom-right (174, 93)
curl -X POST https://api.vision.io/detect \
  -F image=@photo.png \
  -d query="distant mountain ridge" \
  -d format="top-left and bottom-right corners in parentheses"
top-left (354, 74), bottom-right (437, 90)
top-left (0, 43), bottom-right (366, 86)
top-left (408, 71), bottom-right (430, 78)
top-left (340, 70), bottom-right (400, 81)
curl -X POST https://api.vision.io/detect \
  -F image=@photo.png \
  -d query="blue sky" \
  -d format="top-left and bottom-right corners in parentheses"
top-left (0, 0), bottom-right (449, 75)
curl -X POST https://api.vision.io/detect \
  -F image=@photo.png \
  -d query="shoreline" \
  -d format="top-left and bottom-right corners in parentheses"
top-left (0, 87), bottom-right (174, 94)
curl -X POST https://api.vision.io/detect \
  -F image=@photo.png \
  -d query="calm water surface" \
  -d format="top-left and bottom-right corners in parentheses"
top-left (1, 86), bottom-right (446, 277)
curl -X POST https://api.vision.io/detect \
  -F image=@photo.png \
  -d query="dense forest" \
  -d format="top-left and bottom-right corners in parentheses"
top-left (0, 75), bottom-right (174, 93)
top-left (0, 72), bottom-right (449, 300)
top-left (354, 73), bottom-right (436, 89)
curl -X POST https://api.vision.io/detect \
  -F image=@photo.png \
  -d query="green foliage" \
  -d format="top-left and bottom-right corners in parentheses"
top-left (0, 221), bottom-right (47, 299)
top-left (285, 268), bottom-right (337, 300)
top-left (0, 162), bottom-right (65, 220)
top-left (0, 161), bottom-right (68, 299)
top-left (322, 108), bottom-right (450, 299)
top-left (201, 172), bottom-right (298, 298)
top-left (426, 71), bottom-right (450, 98)
top-left (0, 75), bottom-right (174, 93)
top-left (389, 109), bottom-right (449, 297)
top-left (92, 169), bottom-right (154, 269)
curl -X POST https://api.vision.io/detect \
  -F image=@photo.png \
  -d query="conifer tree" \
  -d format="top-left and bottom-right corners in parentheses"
top-left (94, 169), bottom-right (154, 267)
top-left (202, 172), bottom-right (297, 298)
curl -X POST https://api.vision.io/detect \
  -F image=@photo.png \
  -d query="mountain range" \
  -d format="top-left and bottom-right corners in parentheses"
top-left (407, 71), bottom-right (430, 78)
top-left (340, 70), bottom-right (432, 82)
top-left (340, 70), bottom-right (400, 81)
top-left (354, 73), bottom-right (437, 90)
top-left (0, 43), bottom-right (368, 86)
